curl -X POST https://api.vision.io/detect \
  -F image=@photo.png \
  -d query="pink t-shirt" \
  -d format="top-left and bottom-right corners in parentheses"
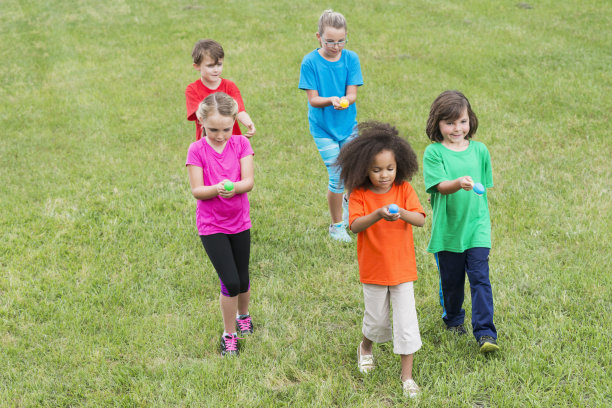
top-left (186, 135), bottom-right (254, 235)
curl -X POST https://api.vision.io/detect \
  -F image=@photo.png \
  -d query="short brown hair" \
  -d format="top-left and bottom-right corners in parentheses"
top-left (426, 90), bottom-right (479, 142)
top-left (192, 39), bottom-right (224, 65)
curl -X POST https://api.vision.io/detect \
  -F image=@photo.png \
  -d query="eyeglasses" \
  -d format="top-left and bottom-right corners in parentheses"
top-left (322, 38), bottom-right (348, 48)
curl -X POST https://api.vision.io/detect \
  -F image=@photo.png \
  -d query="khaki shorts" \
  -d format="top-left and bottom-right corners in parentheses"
top-left (362, 281), bottom-right (422, 355)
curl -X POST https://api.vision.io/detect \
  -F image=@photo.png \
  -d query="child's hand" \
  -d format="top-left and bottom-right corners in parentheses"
top-left (217, 180), bottom-right (236, 198)
top-left (244, 123), bottom-right (256, 138)
top-left (459, 176), bottom-right (474, 191)
top-left (330, 96), bottom-right (346, 110)
top-left (379, 206), bottom-right (401, 222)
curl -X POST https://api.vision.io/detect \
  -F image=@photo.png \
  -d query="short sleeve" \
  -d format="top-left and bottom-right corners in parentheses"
top-left (185, 83), bottom-right (200, 121)
top-left (483, 145), bottom-right (494, 188)
top-left (186, 141), bottom-right (203, 168)
top-left (299, 55), bottom-right (316, 90)
top-left (348, 189), bottom-right (366, 227)
top-left (423, 145), bottom-right (447, 194)
top-left (237, 135), bottom-right (254, 159)
top-left (347, 52), bottom-right (364, 86)
top-left (402, 183), bottom-right (426, 217)
top-left (223, 80), bottom-right (246, 112)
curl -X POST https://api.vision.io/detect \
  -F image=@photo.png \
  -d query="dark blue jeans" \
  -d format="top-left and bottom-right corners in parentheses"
top-left (436, 248), bottom-right (497, 340)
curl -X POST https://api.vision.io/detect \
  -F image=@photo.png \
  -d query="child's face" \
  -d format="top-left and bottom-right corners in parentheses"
top-left (316, 27), bottom-right (347, 60)
top-left (194, 55), bottom-right (224, 86)
top-left (202, 111), bottom-right (234, 148)
top-left (439, 108), bottom-right (470, 147)
top-left (368, 150), bottom-right (397, 193)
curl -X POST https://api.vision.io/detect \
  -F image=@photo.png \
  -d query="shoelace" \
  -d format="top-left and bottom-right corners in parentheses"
top-left (224, 335), bottom-right (241, 351)
top-left (236, 316), bottom-right (252, 332)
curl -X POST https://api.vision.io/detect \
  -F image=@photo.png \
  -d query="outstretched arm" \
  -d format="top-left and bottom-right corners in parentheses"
top-left (436, 176), bottom-right (474, 195)
top-left (237, 111), bottom-right (256, 137)
top-left (305, 89), bottom-right (344, 110)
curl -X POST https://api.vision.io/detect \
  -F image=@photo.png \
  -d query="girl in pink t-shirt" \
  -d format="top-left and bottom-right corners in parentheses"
top-left (186, 92), bottom-right (255, 357)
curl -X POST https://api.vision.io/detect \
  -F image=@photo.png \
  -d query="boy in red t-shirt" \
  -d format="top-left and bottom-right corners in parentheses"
top-left (185, 39), bottom-right (256, 141)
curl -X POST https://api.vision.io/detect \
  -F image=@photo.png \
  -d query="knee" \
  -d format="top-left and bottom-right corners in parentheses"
top-left (222, 279), bottom-right (241, 297)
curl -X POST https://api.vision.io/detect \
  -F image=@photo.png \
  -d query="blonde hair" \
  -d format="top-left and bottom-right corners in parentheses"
top-left (196, 92), bottom-right (238, 126)
top-left (318, 9), bottom-right (347, 35)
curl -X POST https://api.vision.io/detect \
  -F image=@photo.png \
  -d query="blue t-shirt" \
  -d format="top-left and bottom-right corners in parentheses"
top-left (299, 49), bottom-right (363, 141)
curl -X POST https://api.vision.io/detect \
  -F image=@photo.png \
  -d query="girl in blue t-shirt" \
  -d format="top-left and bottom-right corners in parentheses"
top-left (423, 90), bottom-right (499, 353)
top-left (299, 9), bottom-right (364, 242)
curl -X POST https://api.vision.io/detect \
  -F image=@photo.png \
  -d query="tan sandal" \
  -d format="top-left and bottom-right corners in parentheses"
top-left (402, 377), bottom-right (420, 398)
top-left (357, 342), bottom-right (375, 374)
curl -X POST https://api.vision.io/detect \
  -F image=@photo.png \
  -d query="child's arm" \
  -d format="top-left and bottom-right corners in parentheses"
top-left (398, 207), bottom-right (426, 227)
top-left (305, 90), bottom-right (351, 110)
top-left (187, 165), bottom-right (226, 200)
top-left (344, 85), bottom-right (358, 106)
top-left (234, 154), bottom-right (254, 194)
top-left (436, 176), bottom-right (474, 195)
top-left (236, 111), bottom-right (256, 137)
top-left (350, 206), bottom-right (424, 233)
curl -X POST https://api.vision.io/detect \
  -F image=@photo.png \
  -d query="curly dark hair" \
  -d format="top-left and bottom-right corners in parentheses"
top-left (335, 121), bottom-right (419, 193)
top-left (426, 90), bottom-right (478, 142)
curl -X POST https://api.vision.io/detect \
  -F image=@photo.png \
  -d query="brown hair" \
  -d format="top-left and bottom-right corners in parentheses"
top-left (335, 121), bottom-right (419, 192)
top-left (195, 92), bottom-right (238, 127)
top-left (192, 39), bottom-right (224, 65)
top-left (426, 90), bottom-right (479, 142)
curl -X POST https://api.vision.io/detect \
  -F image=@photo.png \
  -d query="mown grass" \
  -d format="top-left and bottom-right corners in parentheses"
top-left (0, 0), bottom-right (610, 406)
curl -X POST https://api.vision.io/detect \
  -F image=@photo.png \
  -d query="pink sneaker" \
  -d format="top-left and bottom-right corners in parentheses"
top-left (236, 315), bottom-right (254, 335)
top-left (220, 334), bottom-right (240, 357)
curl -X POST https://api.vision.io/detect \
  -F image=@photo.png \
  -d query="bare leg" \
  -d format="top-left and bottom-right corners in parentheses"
top-left (361, 336), bottom-right (374, 355)
top-left (400, 354), bottom-right (414, 381)
top-left (328, 191), bottom-right (344, 224)
top-left (219, 293), bottom-right (238, 334)
top-left (237, 290), bottom-right (250, 316)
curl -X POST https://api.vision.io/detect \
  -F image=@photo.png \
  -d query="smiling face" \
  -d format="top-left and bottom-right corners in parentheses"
top-left (194, 55), bottom-right (223, 88)
top-left (316, 26), bottom-right (347, 61)
top-left (368, 150), bottom-right (397, 193)
top-left (202, 111), bottom-right (234, 149)
top-left (439, 108), bottom-right (470, 150)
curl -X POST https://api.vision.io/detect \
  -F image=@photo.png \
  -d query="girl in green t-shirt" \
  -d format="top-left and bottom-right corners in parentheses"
top-left (423, 90), bottom-right (499, 353)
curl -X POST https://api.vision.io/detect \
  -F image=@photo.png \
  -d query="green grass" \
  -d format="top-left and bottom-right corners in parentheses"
top-left (1, 0), bottom-right (610, 406)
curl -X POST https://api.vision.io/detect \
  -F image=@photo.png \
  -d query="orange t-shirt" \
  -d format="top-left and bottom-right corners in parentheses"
top-left (349, 182), bottom-right (425, 285)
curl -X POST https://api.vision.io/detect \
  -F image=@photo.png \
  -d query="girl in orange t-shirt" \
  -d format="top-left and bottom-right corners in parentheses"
top-left (335, 121), bottom-right (426, 398)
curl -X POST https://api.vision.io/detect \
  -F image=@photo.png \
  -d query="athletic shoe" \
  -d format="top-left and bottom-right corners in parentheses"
top-left (357, 342), bottom-right (375, 374)
top-left (478, 336), bottom-right (499, 353)
top-left (236, 315), bottom-right (254, 335)
top-left (342, 194), bottom-right (349, 227)
top-left (447, 324), bottom-right (467, 335)
top-left (402, 378), bottom-right (420, 398)
top-left (329, 224), bottom-right (351, 243)
top-left (220, 334), bottom-right (240, 357)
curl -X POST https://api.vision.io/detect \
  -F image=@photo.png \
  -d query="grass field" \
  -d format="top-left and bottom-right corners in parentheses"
top-left (1, 0), bottom-right (610, 406)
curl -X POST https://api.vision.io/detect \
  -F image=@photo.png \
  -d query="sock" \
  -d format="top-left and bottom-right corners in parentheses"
top-left (237, 313), bottom-right (250, 319)
top-left (333, 221), bottom-right (344, 228)
top-left (223, 332), bottom-right (238, 338)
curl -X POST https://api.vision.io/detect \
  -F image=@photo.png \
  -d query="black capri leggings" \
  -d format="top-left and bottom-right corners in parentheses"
top-left (200, 230), bottom-right (250, 297)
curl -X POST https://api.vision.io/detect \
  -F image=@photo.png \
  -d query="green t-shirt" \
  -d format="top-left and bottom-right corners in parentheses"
top-left (423, 141), bottom-right (493, 253)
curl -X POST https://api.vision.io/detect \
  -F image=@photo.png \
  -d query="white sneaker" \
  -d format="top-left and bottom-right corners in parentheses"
top-left (329, 224), bottom-right (351, 243)
top-left (402, 378), bottom-right (420, 398)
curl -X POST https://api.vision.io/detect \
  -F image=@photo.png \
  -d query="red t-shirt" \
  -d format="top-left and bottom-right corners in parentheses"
top-left (349, 182), bottom-right (426, 285)
top-left (185, 78), bottom-right (246, 140)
